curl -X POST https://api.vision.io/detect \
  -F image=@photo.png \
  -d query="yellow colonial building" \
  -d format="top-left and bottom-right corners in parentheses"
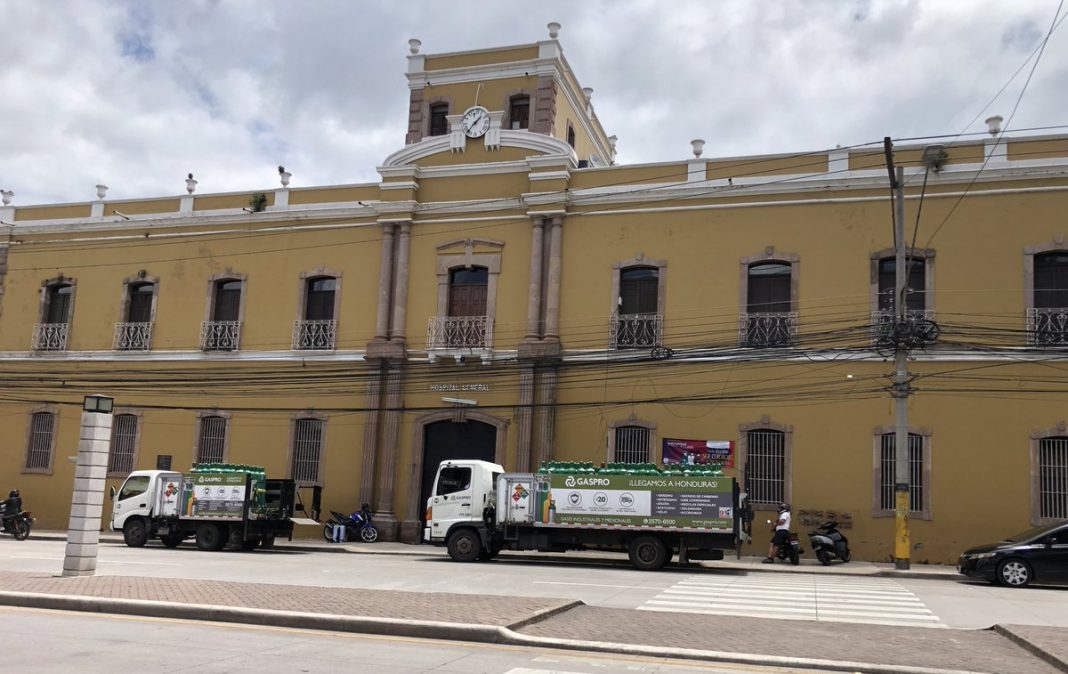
top-left (2, 25), bottom-right (1067, 563)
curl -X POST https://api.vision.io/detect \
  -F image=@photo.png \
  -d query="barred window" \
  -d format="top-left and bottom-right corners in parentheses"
top-left (196, 415), bottom-right (227, 464)
top-left (108, 414), bottom-right (139, 474)
top-left (292, 418), bottom-right (324, 484)
top-left (746, 429), bottom-right (784, 505)
top-left (614, 425), bottom-right (650, 464)
top-left (1038, 437), bottom-right (1068, 520)
top-left (879, 433), bottom-right (925, 512)
top-left (26, 412), bottom-right (56, 470)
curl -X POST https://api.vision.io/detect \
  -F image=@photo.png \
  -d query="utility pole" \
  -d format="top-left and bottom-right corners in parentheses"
top-left (883, 137), bottom-right (911, 570)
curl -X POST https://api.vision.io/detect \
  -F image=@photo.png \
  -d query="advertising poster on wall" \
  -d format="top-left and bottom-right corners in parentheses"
top-left (662, 438), bottom-right (735, 467)
top-left (180, 472), bottom-right (248, 519)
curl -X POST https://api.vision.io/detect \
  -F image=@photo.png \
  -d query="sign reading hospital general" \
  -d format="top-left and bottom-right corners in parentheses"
top-left (535, 473), bottom-right (734, 533)
top-left (662, 438), bottom-right (735, 468)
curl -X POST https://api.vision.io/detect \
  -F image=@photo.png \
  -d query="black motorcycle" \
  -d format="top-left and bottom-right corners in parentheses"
top-left (0, 491), bottom-right (32, 541)
top-left (808, 520), bottom-right (851, 565)
top-left (767, 519), bottom-right (803, 565)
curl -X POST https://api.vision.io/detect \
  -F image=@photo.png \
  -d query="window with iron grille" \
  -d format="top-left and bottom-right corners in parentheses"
top-left (1038, 437), bottom-right (1068, 520)
top-left (196, 415), bottom-right (227, 464)
top-left (108, 414), bottom-right (138, 474)
top-left (25, 412), bottom-right (56, 471)
top-left (613, 425), bottom-right (650, 463)
top-left (879, 433), bottom-right (925, 512)
top-left (746, 430), bottom-right (784, 505)
top-left (292, 418), bottom-right (324, 484)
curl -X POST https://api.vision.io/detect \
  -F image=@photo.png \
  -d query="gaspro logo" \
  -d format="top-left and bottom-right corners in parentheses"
top-left (564, 476), bottom-right (610, 487)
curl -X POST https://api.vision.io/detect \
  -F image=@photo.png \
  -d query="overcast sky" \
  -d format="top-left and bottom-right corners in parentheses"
top-left (2, 0), bottom-right (1066, 206)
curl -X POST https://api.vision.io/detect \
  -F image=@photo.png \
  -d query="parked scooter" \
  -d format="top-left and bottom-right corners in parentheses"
top-left (322, 503), bottom-right (378, 543)
top-left (0, 489), bottom-right (33, 541)
top-left (766, 518), bottom-right (802, 565)
top-left (808, 520), bottom-right (851, 565)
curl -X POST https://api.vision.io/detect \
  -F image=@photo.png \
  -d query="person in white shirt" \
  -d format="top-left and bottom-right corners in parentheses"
top-left (763, 502), bottom-right (791, 563)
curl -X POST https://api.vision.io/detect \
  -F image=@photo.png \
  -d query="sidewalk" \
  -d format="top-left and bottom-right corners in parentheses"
top-left (0, 569), bottom-right (1060, 674)
top-left (32, 530), bottom-right (962, 580)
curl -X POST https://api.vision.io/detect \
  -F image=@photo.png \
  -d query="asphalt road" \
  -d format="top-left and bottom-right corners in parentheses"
top-left (3, 538), bottom-right (1067, 629)
top-left (0, 606), bottom-right (838, 674)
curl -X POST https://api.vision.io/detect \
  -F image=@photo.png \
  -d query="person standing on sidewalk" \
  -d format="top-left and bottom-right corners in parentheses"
top-left (763, 502), bottom-right (791, 563)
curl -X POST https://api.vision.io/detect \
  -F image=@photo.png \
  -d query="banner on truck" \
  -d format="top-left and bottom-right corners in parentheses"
top-left (535, 473), bottom-right (734, 532)
top-left (662, 438), bottom-right (734, 468)
top-left (180, 472), bottom-right (247, 519)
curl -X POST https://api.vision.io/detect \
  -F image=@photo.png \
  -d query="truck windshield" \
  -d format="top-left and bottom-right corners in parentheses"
top-left (437, 467), bottom-right (471, 495)
top-left (119, 475), bottom-right (150, 500)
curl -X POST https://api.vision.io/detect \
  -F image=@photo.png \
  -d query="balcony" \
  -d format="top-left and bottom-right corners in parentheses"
top-left (1027, 308), bottom-right (1068, 346)
top-left (870, 309), bottom-right (934, 346)
top-left (610, 312), bottom-right (663, 350)
top-left (31, 323), bottom-right (69, 351)
top-left (427, 315), bottom-right (489, 350)
top-left (200, 320), bottom-right (241, 352)
top-left (293, 319), bottom-right (337, 350)
top-left (113, 322), bottom-right (153, 351)
top-left (740, 312), bottom-right (797, 347)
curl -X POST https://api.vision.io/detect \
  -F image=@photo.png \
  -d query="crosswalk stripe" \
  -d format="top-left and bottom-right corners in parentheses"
top-left (657, 593), bottom-right (933, 613)
top-left (667, 586), bottom-right (923, 600)
top-left (643, 601), bottom-right (818, 615)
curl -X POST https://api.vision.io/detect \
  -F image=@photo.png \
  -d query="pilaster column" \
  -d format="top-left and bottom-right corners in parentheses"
top-left (533, 367), bottom-right (558, 468)
top-left (390, 222), bottom-right (411, 341)
top-left (544, 216), bottom-right (564, 339)
top-left (374, 224), bottom-right (396, 339)
top-left (374, 365), bottom-right (404, 538)
top-left (515, 365), bottom-right (536, 472)
top-left (359, 370), bottom-right (384, 506)
top-left (525, 218), bottom-right (546, 339)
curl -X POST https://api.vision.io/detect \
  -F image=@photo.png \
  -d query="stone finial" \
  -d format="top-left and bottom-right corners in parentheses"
top-left (1, 190), bottom-right (12, 206)
top-left (985, 114), bottom-right (1003, 136)
top-left (691, 138), bottom-right (706, 158)
top-left (278, 165), bottom-right (291, 187)
top-left (95, 184), bottom-right (108, 199)
top-left (408, 38), bottom-right (422, 55)
top-left (547, 22), bottom-right (561, 39)
top-left (607, 135), bottom-right (618, 151)
top-left (582, 87), bottom-right (593, 100)
top-left (186, 174), bottom-right (198, 194)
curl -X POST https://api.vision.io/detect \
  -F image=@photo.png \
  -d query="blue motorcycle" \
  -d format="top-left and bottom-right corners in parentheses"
top-left (323, 503), bottom-right (378, 543)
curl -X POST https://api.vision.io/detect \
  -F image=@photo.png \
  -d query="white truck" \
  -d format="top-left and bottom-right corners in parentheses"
top-left (110, 468), bottom-right (299, 551)
top-left (424, 460), bottom-right (748, 571)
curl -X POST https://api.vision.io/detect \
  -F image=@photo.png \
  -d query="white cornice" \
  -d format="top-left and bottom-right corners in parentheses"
top-left (381, 130), bottom-right (574, 168)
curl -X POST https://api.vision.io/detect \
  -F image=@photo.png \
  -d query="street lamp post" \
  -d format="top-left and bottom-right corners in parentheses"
top-left (62, 395), bottom-right (114, 577)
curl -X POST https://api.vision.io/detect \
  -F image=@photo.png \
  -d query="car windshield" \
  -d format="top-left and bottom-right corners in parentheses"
top-left (1004, 523), bottom-right (1067, 542)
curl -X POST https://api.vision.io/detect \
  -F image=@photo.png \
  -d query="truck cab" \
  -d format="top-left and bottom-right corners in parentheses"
top-left (111, 470), bottom-right (181, 533)
top-left (424, 459), bottom-right (502, 545)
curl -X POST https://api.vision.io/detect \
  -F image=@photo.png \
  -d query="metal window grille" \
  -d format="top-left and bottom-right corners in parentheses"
top-left (108, 414), bottom-right (138, 474)
top-left (879, 434), bottom-right (924, 512)
top-left (292, 418), bottom-right (323, 484)
top-left (26, 412), bottom-right (55, 470)
top-left (1038, 438), bottom-right (1068, 520)
top-left (614, 426), bottom-right (650, 464)
top-left (197, 416), bottom-right (227, 464)
top-left (746, 430), bottom-right (785, 505)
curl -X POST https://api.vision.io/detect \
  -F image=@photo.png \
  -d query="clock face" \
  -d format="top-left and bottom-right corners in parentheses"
top-left (461, 106), bottom-right (491, 138)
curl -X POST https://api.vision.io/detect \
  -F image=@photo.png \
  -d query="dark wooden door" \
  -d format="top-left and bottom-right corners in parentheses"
top-left (213, 280), bottom-right (242, 321)
top-left (448, 267), bottom-right (488, 316)
top-left (127, 283), bottom-right (154, 322)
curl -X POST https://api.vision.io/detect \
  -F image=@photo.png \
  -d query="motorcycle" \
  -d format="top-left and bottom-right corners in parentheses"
top-left (808, 520), bottom-right (851, 565)
top-left (322, 503), bottom-right (378, 543)
top-left (0, 491), bottom-right (33, 541)
top-left (767, 518), bottom-right (802, 565)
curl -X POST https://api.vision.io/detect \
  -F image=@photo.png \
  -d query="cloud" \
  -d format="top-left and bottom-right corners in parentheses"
top-left (0, 0), bottom-right (1065, 205)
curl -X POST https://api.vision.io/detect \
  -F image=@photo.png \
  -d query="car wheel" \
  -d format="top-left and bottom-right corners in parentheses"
top-left (123, 518), bottom-right (148, 547)
top-left (997, 558), bottom-right (1032, 587)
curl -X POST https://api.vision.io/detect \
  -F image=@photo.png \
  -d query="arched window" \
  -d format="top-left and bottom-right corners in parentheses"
top-left (304, 277), bottom-right (336, 321)
top-left (613, 266), bottom-right (660, 349)
top-left (202, 278), bottom-right (243, 351)
top-left (744, 262), bottom-right (795, 347)
top-left (126, 282), bottom-right (155, 323)
top-left (509, 95), bottom-right (530, 130)
top-left (44, 283), bottom-right (73, 324)
top-left (448, 267), bottom-right (488, 317)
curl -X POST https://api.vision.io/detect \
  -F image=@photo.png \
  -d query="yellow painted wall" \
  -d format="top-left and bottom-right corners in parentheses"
top-left (424, 46), bottom-right (539, 71)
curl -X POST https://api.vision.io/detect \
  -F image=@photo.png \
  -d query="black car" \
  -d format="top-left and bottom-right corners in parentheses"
top-left (958, 521), bottom-right (1068, 587)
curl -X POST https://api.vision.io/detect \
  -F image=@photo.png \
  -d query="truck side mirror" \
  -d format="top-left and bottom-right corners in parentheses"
top-left (109, 486), bottom-right (116, 500)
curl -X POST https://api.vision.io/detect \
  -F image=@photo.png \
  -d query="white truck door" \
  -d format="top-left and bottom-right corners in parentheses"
top-left (428, 463), bottom-right (479, 541)
top-left (111, 472), bottom-right (155, 530)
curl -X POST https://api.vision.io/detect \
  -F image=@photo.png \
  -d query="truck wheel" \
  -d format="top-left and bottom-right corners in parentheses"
top-left (629, 536), bottom-right (668, 571)
top-left (447, 529), bottom-right (482, 563)
top-left (123, 519), bottom-right (148, 547)
top-left (240, 538), bottom-right (260, 551)
top-left (161, 533), bottom-right (183, 548)
top-left (260, 534), bottom-right (276, 549)
top-left (195, 523), bottom-right (226, 551)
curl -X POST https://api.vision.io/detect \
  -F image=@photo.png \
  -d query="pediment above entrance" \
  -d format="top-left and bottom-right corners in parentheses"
top-left (380, 130), bottom-right (575, 169)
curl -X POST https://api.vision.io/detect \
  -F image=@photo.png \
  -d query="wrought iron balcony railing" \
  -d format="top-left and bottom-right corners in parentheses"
top-left (609, 312), bottom-right (663, 349)
top-left (293, 319), bottom-right (337, 350)
top-left (427, 315), bottom-right (489, 350)
top-left (200, 320), bottom-right (242, 352)
top-left (740, 312), bottom-right (797, 347)
top-left (1027, 308), bottom-right (1068, 346)
top-left (31, 323), bottom-right (69, 351)
top-left (113, 322), bottom-right (153, 351)
top-left (870, 308), bottom-right (934, 345)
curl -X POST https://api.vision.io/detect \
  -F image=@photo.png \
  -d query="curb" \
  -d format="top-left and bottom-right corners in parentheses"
top-left (993, 624), bottom-right (1068, 673)
top-left (0, 590), bottom-right (991, 674)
